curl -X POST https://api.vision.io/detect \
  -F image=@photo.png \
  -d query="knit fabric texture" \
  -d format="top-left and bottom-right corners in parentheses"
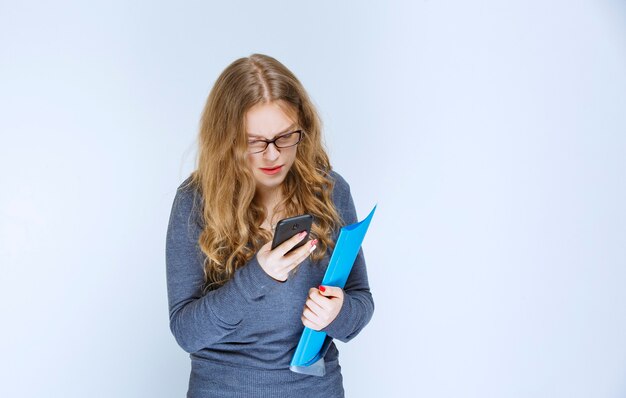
top-left (165, 170), bottom-right (374, 398)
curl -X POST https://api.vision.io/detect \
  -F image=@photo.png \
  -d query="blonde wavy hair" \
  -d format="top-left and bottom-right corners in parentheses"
top-left (185, 53), bottom-right (343, 292)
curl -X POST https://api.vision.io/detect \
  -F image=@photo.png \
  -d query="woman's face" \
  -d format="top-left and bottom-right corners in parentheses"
top-left (245, 101), bottom-right (299, 196)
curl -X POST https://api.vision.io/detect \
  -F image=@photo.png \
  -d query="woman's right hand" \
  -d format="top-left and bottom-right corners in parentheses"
top-left (256, 231), bottom-right (317, 282)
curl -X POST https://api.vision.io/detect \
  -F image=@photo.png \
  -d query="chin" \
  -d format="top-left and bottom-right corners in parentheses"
top-left (255, 174), bottom-right (285, 190)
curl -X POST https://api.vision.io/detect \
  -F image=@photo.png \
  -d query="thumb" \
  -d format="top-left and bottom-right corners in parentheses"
top-left (260, 239), bottom-right (273, 253)
top-left (318, 285), bottom-right (342, 298)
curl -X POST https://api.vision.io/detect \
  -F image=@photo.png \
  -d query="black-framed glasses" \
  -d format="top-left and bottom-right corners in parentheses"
top-left (247, 130), bottom-right (303, 154)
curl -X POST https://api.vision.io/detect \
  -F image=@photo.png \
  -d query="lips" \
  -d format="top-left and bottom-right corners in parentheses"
top-left (260, 165), bottom-right (283, 175)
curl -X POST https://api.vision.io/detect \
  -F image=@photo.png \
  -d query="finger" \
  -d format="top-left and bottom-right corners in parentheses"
top-left (282, 240), bottom-right (317, 273)
top-left (301, 315), bottom-right (321, 331)
top-left (274, 230), bottom-right (309, 257)
top-left (284, 237), bottom-right (317, 262)
top-left (304, 297), bottom-right (325, 317)
top-left (308, 289), bottom-right (333, 312)
top-left (259, 239), bottom-right (273, 254)
top-left (318, 285), bottom-right (343, 298)
top-left (301, 307), bottom-right (322, 327)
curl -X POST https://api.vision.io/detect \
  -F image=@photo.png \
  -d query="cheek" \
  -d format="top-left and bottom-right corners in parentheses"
top-left (246, 154), bottom-right (257, 169)
top-left (285, 147), bottom-right (298, 166)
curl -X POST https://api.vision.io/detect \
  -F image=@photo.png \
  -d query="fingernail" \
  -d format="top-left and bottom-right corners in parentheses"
top-left (309, 245), bottom-right (317, 253)
top-left (309, 239), bottom-right (318, 246)
top-left (299, 231), bottom-right (308, 238)
top-left (318, 285), bottom-right (326, 292)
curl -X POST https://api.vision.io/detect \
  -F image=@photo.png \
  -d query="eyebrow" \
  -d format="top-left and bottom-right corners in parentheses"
top-left (248, 123), bottom-right (297, 139)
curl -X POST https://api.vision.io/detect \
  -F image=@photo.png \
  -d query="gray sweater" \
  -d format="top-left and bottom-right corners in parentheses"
top-left (165, 170), bottom-right (374, 397)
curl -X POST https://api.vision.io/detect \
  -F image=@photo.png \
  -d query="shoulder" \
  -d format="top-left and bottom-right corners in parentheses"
top-left (172, 175), bottom-right (197, 208)
top-left (328, 169), bottom-right (349, 187)
top-left (170, 174), bottom-right (203, 227)
top-left (328, 169), bottom-right (352, 206)
top-left (176, 174), bottom-right (196, 194)
top-left (327, 169), bottom-right (358, 226)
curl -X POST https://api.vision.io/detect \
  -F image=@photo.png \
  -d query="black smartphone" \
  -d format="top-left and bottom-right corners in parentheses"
top-left (271, 214), bottom-right (314, 253)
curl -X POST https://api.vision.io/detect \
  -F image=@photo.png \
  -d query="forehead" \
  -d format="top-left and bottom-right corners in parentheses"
top-left (245, 101), bottom-right (297, 139)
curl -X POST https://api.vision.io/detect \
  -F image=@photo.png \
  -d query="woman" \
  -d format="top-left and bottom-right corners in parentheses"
top-left (165, 53), bottom-right (374, 397)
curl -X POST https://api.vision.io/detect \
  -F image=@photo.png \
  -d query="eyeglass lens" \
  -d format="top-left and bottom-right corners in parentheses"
top-left (248, 131), bottom-right (301, 153)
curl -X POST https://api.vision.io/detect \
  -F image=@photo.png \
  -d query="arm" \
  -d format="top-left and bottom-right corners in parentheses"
top-left (165, 182), bottom-right (281, 353)
top-left (320, 172), bottom-right (375, 342)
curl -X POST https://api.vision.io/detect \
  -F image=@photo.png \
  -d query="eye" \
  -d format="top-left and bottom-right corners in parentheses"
top-left (275, 131), bottom-right (301, 147)
top-left (275, 132), bottom-right (292, 141)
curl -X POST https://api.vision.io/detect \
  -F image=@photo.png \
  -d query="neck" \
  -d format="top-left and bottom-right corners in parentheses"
top-left (256, 186), bottom-right (283, 212)
top-left (256, 186), bottom-right (284, 231)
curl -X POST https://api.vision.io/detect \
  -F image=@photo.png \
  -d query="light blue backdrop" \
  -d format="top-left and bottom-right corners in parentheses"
top-left (1, 1), bottom-right (625, 397)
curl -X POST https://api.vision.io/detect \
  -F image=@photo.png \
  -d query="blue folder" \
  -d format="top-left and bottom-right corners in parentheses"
top-left (289, 205), bottom-right (377, 376)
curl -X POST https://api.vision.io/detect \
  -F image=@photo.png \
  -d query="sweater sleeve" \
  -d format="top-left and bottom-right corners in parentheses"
top-left (165, 181), bottom-right (282, 353)
top-left (321, 172), bottom-right (375, 342)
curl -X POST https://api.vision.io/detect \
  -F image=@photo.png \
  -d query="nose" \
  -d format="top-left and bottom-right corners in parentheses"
top-left (263, 142), bottom-right (280, 161)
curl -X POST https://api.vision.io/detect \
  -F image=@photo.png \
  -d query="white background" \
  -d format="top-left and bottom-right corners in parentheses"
top-left (1, 1), bottom-right (625, 397)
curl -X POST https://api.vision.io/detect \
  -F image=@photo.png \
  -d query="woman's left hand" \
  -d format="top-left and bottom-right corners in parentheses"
top-left (301, 285), bottom-right (344, 331)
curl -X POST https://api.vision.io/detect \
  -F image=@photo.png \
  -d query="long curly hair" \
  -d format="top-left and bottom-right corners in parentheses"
top-left (185, 53), bottom-right (342, 293)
